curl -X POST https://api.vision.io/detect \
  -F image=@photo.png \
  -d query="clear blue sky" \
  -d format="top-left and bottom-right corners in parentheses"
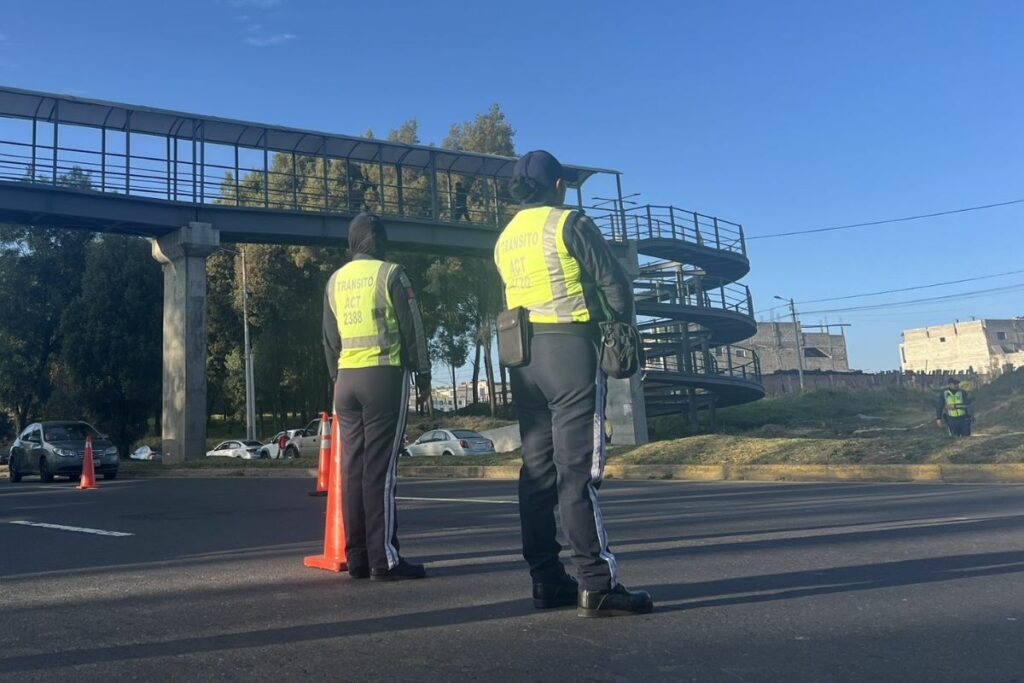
top-left (2, 0), bottom-right (1022, 373)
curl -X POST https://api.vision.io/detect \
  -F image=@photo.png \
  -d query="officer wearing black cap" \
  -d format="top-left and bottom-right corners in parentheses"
top-left (494, 150), bottom-right (653, 617)
top-left (323, 213), bottom-right (431, 581)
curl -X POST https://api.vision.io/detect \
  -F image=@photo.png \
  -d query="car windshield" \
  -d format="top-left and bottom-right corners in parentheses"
top-left (243, 441), bottom-right (262, 447)
top-left (450, 430), bottom-right (483, 439)
top-left (43, 423), bottom-right (99, 441)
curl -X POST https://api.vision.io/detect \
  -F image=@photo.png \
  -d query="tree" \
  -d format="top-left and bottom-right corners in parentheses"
top-left (0, 167), bottom-right (95, 429)
top-left (441, 105), bottom-right (516, 415)
top-left (422, 257), bottom-right (474, 402)
top-left (60, 235), bottom-right (162, 455)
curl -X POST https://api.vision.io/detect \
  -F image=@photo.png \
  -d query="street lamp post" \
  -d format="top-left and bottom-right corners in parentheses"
top-left (240, 247), bottom-right (257, 441)
top-left (223, 247), bottom-right (257, 440)
top-left (775, 295), bottom-right (805, 392)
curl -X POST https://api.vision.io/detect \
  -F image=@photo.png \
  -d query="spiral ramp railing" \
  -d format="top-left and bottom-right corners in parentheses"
top-left (594, 205), bottom-right (764, 418)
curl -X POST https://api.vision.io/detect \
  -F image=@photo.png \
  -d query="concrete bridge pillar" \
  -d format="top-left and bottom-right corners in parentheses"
top-left (151, 222), bottom-right (220, 463)
top-left (606, 240), bottom-right (649, 446)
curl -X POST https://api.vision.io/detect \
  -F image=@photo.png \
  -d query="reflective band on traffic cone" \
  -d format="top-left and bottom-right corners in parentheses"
top-left (308, 411), bottom-right (330, 497)
top-left (304, 410), bottom-right (347, 572)
top-left (77, 436), bottom-right (99, 490)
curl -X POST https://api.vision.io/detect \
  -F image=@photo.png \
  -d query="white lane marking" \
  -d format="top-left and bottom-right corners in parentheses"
top-left (397, 496), bottom-right (518, 505)
top-left (9, 521), bottom-right (133, 537)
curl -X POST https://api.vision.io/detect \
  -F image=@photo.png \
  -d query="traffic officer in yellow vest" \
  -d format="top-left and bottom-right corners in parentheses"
top-left (323, 213), bottom-right (431, 581)
top-left (495, 150), bottom-right (653, 617)
top-left (935, 377), bottom-right (973, 437)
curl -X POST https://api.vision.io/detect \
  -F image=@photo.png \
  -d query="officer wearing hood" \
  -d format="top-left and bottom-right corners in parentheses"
top-left (323, 213), bottom-right (431, 581)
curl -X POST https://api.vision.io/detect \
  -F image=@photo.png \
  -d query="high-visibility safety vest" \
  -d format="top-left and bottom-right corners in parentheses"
top-left (494, 206), bottom-right (590, 323)
top-left (332, 258), bottom-right (402, 369)
top-left (944, 389), bottom-right (966, 418)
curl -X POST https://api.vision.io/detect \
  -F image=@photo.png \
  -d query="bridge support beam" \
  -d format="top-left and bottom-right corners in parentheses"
top-left (606, 240), bottom-right (649, 446)
top-left (151, 223), bottom-right (220, 463)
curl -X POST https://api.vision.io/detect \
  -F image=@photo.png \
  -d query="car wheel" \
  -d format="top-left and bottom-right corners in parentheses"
top-left (39, 457), bottom-right (54, 483)
top-left (103, 471), bottom-right (118, 481)
top-left (285, 446), bottom-right (300, 460)
top-left (9, 456), bottom-right (22, 483)
top-left (442, 450), bottom-right (454, 456)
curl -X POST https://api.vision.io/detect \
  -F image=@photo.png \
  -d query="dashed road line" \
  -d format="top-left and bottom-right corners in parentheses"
top-left (9, 521), bottom-right (133, 537)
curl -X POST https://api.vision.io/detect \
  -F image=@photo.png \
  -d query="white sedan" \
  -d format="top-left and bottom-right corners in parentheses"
top-left (406, 429), bottom-right (495, 457)
top-left (257, 429), bottom-right (305, 459)
top-left (206, 440), bottom-right (263, 460)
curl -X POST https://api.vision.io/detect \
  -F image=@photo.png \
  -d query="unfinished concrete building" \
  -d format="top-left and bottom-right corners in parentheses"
top-left (748, 322), bottom-right (851, 374)
top-left (900, 318), bottom-right (1024, 374)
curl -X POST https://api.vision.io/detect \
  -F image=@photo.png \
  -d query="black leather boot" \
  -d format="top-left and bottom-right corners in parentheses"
top-left (371, 560), bottom-right (427, 581)
top-left (533, 574), bottom-right (579, 609)
top-left (577, 584), bottom-right (654, 618)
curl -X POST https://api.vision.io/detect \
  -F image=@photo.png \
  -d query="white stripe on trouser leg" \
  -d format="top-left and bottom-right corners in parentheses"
top-left (383, 370), bottom-right (410, 569)
top-left (588, 362), bottom-right (618, 586)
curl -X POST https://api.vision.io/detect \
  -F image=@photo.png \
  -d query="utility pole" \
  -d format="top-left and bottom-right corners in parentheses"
top-left (775, 295), bottom-right (805, 391)
top-left (240, 247), bottom-right (257, 440)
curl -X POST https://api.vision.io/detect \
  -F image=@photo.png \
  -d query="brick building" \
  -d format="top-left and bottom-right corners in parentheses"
top-left (749, 322), bottom-right (851, 374)
top-left (900, 318), bottom-right (1024, 375)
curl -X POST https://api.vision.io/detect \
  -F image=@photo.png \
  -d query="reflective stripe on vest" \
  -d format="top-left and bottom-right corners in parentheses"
top-left (333, 259), bottom-right (402, 369)
top-left (944, 389), bottom-right (966, 418)
top-left (494, 206), bottom-right (589, 323)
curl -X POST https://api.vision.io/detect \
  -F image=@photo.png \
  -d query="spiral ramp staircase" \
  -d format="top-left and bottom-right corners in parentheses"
top-left (594, 205), bottom-right (764, 420)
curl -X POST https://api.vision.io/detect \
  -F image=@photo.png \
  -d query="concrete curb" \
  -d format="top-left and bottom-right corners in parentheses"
top-left (6, 463), bottom-right (1024, 483)
top-left (117, 467), bottom-right (319, 479)
top-left (399, 463), bottom-right (1024, 483)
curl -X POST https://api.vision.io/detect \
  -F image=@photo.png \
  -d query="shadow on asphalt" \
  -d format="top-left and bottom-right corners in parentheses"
top-left (0, 596), bottom-right (533, 674)
top-left (650, 549), bottom-right (1024, 613)
top-left (3, 547), bottom-right (1024, 674)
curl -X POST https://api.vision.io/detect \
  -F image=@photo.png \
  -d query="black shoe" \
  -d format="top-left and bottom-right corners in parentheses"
top-left (533, 575), bottom-right (579, 609)
top-left (577, 584), bottom-right (654, 618)
top-left (370, 560), bottom-right (427, 582)
top-left (348, 566), bottom-right (370, 579)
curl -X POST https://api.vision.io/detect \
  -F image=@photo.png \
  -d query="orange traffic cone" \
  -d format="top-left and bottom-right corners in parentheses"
top-left (308, 412), bottom-right (331, 497)
top-left (77, 436), bottom-right (99, 490)
top-left (304, 412), bottom-right (347, 572)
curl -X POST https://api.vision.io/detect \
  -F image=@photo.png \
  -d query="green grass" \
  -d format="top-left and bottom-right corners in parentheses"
top-left (634, 368), bottom-right (1024, 465)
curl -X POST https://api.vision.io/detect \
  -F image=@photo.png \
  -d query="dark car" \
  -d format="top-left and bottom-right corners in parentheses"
top-left (8, 421), bottom-right (119, 483)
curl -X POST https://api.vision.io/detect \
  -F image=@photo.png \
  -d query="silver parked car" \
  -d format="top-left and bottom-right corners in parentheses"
top-left (406, 429), bottom-right (495, 457)
top-left (8, 421), bottom-right (119, 483)
top-left (283, 418), bottom-right (324, 460)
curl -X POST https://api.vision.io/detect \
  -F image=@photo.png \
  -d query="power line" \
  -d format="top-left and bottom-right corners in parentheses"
top-left (800, 282), bottom-right (1024, 315)
top-left (747, 198), bottom-right (1024, 241)
top-left (756, 268), bottom-right (1024, 315)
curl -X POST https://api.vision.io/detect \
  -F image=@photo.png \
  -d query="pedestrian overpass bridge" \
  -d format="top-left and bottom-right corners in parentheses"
top-left (0, 86), bottom-right (763, 459)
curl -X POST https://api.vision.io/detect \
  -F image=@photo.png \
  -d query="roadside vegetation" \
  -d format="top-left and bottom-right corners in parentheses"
top-left (625, 368), bottom-right (1024, 466)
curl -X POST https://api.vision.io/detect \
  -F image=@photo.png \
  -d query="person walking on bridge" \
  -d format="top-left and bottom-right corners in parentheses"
top-left (323, 213), bottom-right (432, 581)
top-left (936, 377), bottom-right (973, 437)
top-left (494, 150), bottom-right (653, 618)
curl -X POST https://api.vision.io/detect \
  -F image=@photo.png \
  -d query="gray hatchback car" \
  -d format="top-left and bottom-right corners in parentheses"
top-left (8, 421), bottom-right (119, 483)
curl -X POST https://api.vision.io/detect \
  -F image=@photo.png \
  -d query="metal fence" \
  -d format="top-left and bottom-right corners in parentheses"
top-left (592, 204), bottom-right (746, 255)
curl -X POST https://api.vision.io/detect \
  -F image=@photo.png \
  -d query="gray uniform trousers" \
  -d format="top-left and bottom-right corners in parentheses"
top-left (510, 331), bottom-right (618, 591)
top-left (334, 366), bottom-right (410, 572)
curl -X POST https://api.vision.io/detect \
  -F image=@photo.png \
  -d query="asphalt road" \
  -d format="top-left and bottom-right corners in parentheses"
top-left (1, 475), bottom-right (1023, 682)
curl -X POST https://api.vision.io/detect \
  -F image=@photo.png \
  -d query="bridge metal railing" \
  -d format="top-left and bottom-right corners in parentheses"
top-left (643, 344), bottom-right (762, 383)
top-left (590, 205), bottom-right (746, 256)
top-left (633, 278), bottom-right (753, 318)
top-left (0, 134), bottom-right (528, 229)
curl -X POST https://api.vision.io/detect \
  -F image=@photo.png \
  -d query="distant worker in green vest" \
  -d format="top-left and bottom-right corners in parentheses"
top-left (323, 213), bottom-right (432, 581)
top-left (494, 150), bottom-right (653, 618)
top-left (936, 377), bottom-right (973, 437)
